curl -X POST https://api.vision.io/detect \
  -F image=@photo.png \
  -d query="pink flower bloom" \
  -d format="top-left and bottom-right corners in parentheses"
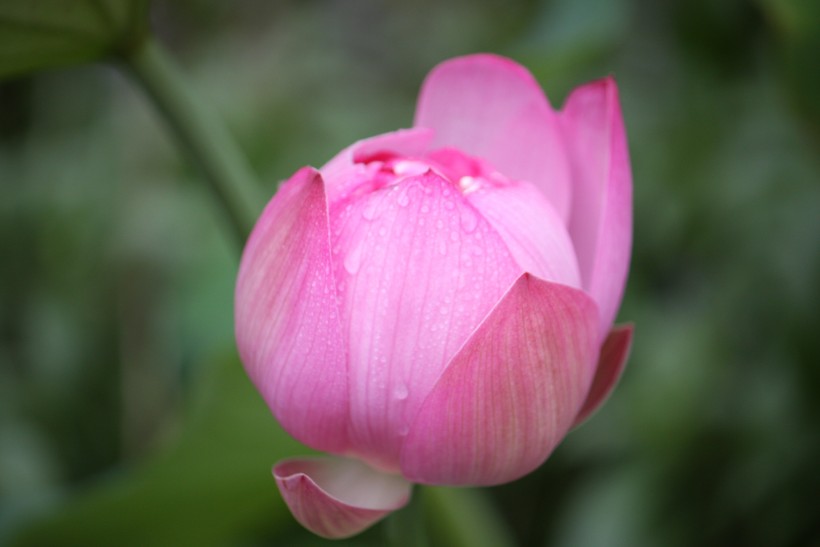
top-left (235, 54), bottom-right (633, 539)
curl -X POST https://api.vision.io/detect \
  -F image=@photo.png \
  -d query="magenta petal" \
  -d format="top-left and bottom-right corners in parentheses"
top-left (561, 78), bottom-right (633, 336)
top-left (400, 274), bottom-right (599, 486)
top-left (274, 457), bottom-right (412, 539)
top-left (330, 172), bottom-right (521, 471)
top-left (415, 54), bottom-right (572, 220)
top-left (321, 127), bottom-right (434, 203)
top-left (235, 167), bottom-right (348, 454)
top-left (573, 324), bottom-right (634, 426)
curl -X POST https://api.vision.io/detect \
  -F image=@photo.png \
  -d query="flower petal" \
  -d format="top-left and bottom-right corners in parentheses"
top-left (400, 274), bottom-right (599, 486)
top-left (235, 167), bottom-right (349, 453)
top-left (466, 178), bottom-right (581, 288)
top-left (321, 127), bottom-right (434, 204)
top-left (330, 171), bottom-right (521, 471)
top-left (561, 78), bottom-right (633, 336)
top-left (573, 324), bottom-right (634, 426)
top-left (274, 457), bottom-right (412, 539)
top-left (414, 54), bottom-right (572, 220)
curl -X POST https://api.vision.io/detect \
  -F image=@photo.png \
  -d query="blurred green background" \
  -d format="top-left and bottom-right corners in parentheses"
top-left (1, 0), bottom-right (819, 545)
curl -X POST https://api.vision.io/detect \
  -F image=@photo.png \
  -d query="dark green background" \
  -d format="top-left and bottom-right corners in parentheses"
top-left (1, 0), bottom-right (818, 545)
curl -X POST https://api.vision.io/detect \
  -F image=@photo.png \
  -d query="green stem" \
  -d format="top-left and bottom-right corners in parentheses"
top-left (421, 487), bottom-right (515, 547)
top-left (385, 492), bottom-right (430, 547)
top-left (121, 36), bottom-right (262, 246)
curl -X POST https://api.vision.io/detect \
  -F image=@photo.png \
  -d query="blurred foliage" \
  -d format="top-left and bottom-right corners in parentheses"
top-left (0, 0), bottom-right (150, 78)
top-left (1, 0), bottom-right (818, 545)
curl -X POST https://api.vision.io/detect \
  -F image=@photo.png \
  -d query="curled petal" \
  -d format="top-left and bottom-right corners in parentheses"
top-left (330, 172), bottom-right (521, 470)
top-left (400, 274), bottom-right (599, 486)
top-left (415, 54), bottom-right (572, 220)
top-left (561, 78), bottom-right (633, 336)
top-left (574, 324), bottom-right (634, 426)
top-left (235, 167), bottom-right (349, 453)
top-left (274, 457), bottom-right (412, 539)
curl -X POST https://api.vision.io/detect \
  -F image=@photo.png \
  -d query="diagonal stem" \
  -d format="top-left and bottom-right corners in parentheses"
top-left (121, 36), bottom-right (262, 246)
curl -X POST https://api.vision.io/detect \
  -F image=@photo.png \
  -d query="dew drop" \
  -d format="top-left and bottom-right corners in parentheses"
top-left (444, 200), bottom-right (455, 211)
top-left (460, 208), bottom-right (478, 232)
top-left (361, 200), bottom-right (381, 221)
top-left (397, 192), bottom-right (410, 207)
top-left (438, 240), bottom-right (447, 255)
top-left (343, 244), bottom-right (363, 274)
top-left (394, 383), bottom-right (409, 400)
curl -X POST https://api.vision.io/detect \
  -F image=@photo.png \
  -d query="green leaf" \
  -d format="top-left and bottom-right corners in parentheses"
top-left (0, 0), bottom-right (150, 79)
top-left (8, 352), bottom-right (307, 546)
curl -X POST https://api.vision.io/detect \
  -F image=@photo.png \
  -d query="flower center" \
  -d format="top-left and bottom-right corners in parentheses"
top-left (356, 147), bottom-right (511, 195)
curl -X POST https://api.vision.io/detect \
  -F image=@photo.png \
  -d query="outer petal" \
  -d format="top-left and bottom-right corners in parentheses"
top-left (321, 127), bottom-right (434, 204)
top-left (561, 78), bottom-right (633, 337)
top-left (400, 274), bottom-right (599, 486)
top-left (573, 324), bottom-right (634, 426)
top-left (466, 178), bottom-right (581, 289)
top-left (274, 457), bottom-right (412, 539)
top-left (235, 167), bottom-right (349, 453)
top-left (415, 54), bottom-right (572, 220)
top-left (330, 172), bottom-right (521, 471)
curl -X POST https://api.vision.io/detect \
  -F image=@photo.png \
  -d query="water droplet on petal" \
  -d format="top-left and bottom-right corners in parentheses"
top-left (394, 383), bottom-right (409, 400)
top-left (460, 208), bottom-right (478, 232)
top-left (343, 244), bottom-right (363, 274)
top-left (361, 200), bottom-right (381, 220)
top-left (397, 192), bottom-right (410, 207)
top-left (438, 240), bottom-right (447, 255)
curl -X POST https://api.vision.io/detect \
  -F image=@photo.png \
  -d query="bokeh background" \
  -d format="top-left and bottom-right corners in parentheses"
top-left (1, 0), bottom-right (819, 545)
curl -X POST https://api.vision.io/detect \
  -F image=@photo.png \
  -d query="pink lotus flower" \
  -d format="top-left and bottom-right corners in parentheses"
top-left (235, 54), bottom-right (633, 539)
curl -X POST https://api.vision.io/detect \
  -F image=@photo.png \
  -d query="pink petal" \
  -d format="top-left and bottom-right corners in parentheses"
top-left (465, 178), bottom-right (581, 288)
top-left (573, 324), bottom-right (634, 426)
top-left (414, 54), bottom-right (572, 220)
top-left (330, 171), bottom-right (521, 471)
top-left (400, 274), bottom-right (599, 486)
top-left (561, 78), bottom-right (633, 336)
top-left (235, 167), bottom-right (349, 454)
top-left (274, 457), bottom-right (412, 539)
top-left (321, 127), bottom-right (434, 204)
